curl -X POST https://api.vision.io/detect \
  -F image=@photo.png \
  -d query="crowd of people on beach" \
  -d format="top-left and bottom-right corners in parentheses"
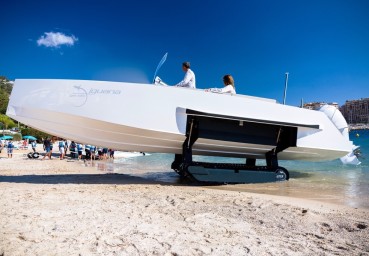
top-left (40, 137), bottom-right (115, 161)
top-left (0, 136), bottom-right (118, 161)
top-left (0, 139), bottom-right (41, 159)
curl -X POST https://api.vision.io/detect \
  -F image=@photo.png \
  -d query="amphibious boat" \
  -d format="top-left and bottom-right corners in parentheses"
top-left (6, 78), bottom-right (359, 183)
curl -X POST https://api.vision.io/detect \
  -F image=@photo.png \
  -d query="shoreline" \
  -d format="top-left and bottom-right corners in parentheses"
top-left (1, 150), bottom-right (369, 255)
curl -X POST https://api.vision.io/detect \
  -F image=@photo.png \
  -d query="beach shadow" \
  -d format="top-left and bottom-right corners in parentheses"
top-left (0, 169), bottom-right (315, 186)
top-left (0, 173), bottom-right (176, 185)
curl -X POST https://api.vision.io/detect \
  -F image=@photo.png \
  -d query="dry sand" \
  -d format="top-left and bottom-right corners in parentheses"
top-left (0, 147), bottom-right (368, 255)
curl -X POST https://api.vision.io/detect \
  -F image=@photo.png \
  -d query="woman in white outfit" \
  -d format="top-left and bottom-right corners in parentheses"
top-left (205, 74), bottom-right (236, 94)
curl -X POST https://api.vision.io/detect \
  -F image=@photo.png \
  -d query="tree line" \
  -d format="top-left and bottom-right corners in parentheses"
top-left (0, 76), bottom-right (15, 130)
top-left (0, 76), bottom-right (12, 115)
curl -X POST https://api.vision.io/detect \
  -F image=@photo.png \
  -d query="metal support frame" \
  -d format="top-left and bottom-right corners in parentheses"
top-left (246, 158), bottom-right (256, 167)
top-left (265, 151), bottom-right (278, 168)
top-left (171, 112), bottom-right (291, 183)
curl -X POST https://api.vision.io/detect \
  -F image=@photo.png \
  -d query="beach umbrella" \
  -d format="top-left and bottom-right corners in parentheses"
top-left (23, 135), bottom-right (37, 141)
top-left (0, 135), bottom-right (13, 140)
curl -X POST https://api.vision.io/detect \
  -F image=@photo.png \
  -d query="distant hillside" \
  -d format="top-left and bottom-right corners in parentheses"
top-left (0, 76), bottom-right (13, 114)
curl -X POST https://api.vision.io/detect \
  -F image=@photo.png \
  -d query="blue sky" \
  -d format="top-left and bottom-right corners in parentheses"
top-left (1, 0), bottom-right (368, 106)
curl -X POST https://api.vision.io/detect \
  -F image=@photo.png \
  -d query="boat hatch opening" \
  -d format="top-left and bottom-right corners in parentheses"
top-left (185, 109), bottom-right (300, 152)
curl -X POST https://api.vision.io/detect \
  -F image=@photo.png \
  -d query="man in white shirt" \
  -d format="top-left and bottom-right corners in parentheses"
top-left (174, 62), bottom-right (196, 89)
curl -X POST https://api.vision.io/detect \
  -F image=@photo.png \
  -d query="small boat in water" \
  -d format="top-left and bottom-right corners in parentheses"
top-left (6, 79), bottom-right (360, 183)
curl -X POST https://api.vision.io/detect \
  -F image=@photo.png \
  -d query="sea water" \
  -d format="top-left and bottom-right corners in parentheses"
top-left (109, 131), bottom-right (369, 209)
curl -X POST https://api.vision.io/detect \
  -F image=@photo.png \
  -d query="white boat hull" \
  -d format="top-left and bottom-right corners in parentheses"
top-left (7, 79), bottom-right (355, 161)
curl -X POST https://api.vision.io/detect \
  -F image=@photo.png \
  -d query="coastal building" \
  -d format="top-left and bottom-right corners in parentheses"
top-left (302, 102), bottom-right (339, 110)
top-left (340, 98), bottom-right (369, 124)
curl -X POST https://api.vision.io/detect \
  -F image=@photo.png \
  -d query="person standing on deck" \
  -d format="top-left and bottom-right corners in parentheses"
top-left (174, 62), bottom-right (196, 89)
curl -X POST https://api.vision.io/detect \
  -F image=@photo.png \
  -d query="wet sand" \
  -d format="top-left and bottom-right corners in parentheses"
top-left (215, 176), bottom-right (369, 210)
top-left (0, 148), bottom-right (369, 255)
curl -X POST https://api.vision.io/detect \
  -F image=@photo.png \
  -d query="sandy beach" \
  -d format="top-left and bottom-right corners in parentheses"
top-left (1, 147), bottom-right (368, 255)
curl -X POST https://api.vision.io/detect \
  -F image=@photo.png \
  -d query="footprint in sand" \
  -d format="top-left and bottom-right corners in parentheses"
top-left (355, 223), bottom-right (367, 230)
top-left (165, 196), bottom-right (177, 206)
top-left (318, 222), bottom-right (333, 234)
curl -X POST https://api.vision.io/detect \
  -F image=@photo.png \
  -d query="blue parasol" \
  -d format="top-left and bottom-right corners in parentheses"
top-left (22, 135), bottom-right (37, 141)
top-left (0, 135), bottom-right (13, 140)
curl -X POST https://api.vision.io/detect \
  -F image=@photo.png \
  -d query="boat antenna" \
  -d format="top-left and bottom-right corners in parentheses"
top-left (152, 52), bottom-right (168, 83)
top-left (283, 72), bottom-right (289, 105)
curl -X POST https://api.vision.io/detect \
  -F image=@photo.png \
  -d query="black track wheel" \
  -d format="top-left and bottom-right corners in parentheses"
top-left (275, 167), bottom-right (289, 181)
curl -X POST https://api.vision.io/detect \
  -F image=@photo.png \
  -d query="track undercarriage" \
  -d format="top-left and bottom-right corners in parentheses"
top-left (171, 154), bottom-right (289, 184)
top-left (171, 109), bottom-right (293, 184)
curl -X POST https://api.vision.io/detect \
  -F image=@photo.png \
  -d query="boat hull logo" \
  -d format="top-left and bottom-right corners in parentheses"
top-left (70, 85), bottom-right (88, 107)
top-left (69, 85), bottom-right (122, 107)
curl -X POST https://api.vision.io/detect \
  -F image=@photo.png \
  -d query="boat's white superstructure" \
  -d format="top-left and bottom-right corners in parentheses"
top-left (6, 79), bottom-right (357, 163)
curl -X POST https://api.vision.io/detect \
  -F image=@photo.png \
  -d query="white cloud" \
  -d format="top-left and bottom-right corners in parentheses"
top-left (37, 32), bottom-right (78, 48)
